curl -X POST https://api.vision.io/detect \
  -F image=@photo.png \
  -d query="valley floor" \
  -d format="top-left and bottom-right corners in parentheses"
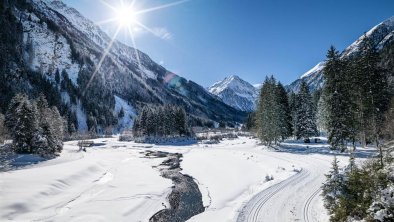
top-left (0, 137), bottom-right (375, 221)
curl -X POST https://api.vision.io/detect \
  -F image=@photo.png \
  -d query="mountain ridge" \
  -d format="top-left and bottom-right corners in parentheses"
top-left (288, 15), bottom-right (394, 92)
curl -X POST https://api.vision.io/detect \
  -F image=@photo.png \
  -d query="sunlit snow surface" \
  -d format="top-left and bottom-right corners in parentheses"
top-left (0, 137), bottom-right (376, 221)
top-left (114, 95), bottom-right (136, 131)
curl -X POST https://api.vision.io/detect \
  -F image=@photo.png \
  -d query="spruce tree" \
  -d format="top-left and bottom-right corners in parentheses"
top-left (289, 91), bottom-right (298, 136)
top-left (0, 113), bottom-right (6, 143)
top-left (34, 95), bottom-right (64, 155)
top-left (356, 36), bottom-right (390, 149)
top-left (6, 94), bottom-right (40, 154)
top-left (294, 81), bottom-right (318, 140)
top-left (323, 46), bottom-right (354, 151)
top-left (322, 156), bottom-right (343, 215)
top-left (256, 76), bottom-right (281, 145)
top-left (276, 82), bottom-right (293, 140)
top-left (316, 91), bottom-right (329, 133)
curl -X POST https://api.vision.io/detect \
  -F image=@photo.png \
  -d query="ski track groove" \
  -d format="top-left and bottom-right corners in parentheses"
top-left (237, 150), bottom-right (332, 222)
top-left (303, 188), bottom-right (321, 222)
top-left (237, 168), bottom-right (310, 222)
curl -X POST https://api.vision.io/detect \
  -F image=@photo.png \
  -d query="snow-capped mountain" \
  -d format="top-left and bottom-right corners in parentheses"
top-left (208, 75), bottom-right (259, 112)
top-left (0, 0), bottom-right (246, 132)
top-left (288, 16), bottom-right (394, 92)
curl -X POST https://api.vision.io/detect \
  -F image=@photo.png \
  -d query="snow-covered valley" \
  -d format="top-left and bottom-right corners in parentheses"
top-left (0, 137), bottom-right (375, 221)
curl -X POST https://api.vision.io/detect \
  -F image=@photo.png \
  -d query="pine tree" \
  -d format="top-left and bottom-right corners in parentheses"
top-left (174, 106), bottom-right (188, 136)
top-left (0, 113), bottom-right (7, 143)
top-left (5, 93), bottom-right (26, 134)
top-left (34, 95), bottom-right (64, 155)
top-left (50, 106), bottom-right (65, 152)
top-left (294, 81), bottom-right (318, 140)
top-left (118, 107), bottom-right (125, 119)
top-left (323, 46), bottom-right (354, 151)
top-left (276, 82), bottom-right (292, 140)
top-left (383, 98), bottom-right (394, 140)
top-left (245, 112), bottom-right (256, 131)
top-left (289, 91), bottom-right (298, 136)
top-left (256, 76), bottom-right (281, 145)
top-left (316, 92), bottom-right (329, 134)
top-left (6, 94), bottom-right (40, 154)
top-left (55, 68), bottom-right (60, 84)
top-left (322, 156), bottom-right (344, 215)
top-left (356, 36), bottom-right (390, 150)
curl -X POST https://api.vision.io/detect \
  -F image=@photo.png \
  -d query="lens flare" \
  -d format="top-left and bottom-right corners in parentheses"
top-left (83, 0), bottom-right (189, 94)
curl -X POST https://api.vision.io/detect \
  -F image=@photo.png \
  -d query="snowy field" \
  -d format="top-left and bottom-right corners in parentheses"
top-left (0, 137), bottom-right (375, 221)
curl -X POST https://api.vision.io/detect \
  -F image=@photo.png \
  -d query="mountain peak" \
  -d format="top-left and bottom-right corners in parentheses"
top-left (208, 75), bottom-right (258, 112)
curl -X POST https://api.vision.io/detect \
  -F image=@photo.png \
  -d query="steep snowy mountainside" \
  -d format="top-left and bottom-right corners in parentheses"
top-left (1, 0), bottom-right (246, 132)
top-left (288, 16), bottom-right (394, 93)
top-left (208, 75), bottom-right (258, 112)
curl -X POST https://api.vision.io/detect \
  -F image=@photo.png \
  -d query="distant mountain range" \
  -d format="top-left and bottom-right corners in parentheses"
top-left (211, 16), bottom-right (394, 112)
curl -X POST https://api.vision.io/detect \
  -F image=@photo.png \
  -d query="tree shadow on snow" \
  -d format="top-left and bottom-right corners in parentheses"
top-left (274, 140), bottom-right (377, 159)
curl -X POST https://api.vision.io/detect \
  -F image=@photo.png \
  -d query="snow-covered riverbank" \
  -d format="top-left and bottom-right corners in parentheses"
top-left (0, 137), bottom-right (375, 221)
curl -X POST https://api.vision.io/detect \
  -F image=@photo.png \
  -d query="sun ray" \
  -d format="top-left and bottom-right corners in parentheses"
top-left (83, 26), bottom-right (122, 96)
top-left (135, 0), bottom-right (189, 15)
top-left (82, 0), bottom-right (190, 93)
top-left (95, 17), bottom-right (118, 26)
top-left (98, 0), bottom-right (118, 11)
top-left (127, 26), bottom-right (142, 70)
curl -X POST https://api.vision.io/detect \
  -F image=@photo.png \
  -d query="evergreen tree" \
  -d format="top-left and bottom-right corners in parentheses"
top-left (0, 113), bottom-right (7, 143)
top-left (317, 91), bottom-right (329, 133)
top-left (55, 68), bottom-right (60, 84)
top-left (323, 46), bottom-right (354, 151)
top-left (289, 91), bottom-right (298, 136)
top-left (132, 104), bottom-right (190, 138)
top-left (6, 94), bottom-right (40, 154)
top-left (383, 98), bottom-right (394, 140)
top-left (322, 156), bottom-right (344, 215)
top-left (118, 107), bottom-right (125, 119)
top-left (256, 76), bottom-right (281, 145)
top-left (293, 81), bottom-right (318, 140)
top-left (34, 94), bottom-right (64, 155)
top-left (276, 82), bottom-right (293, 140)
top-left (354, 36), bottom-right (390, 150)
top-left (245, 112), bottom-right (257, 131)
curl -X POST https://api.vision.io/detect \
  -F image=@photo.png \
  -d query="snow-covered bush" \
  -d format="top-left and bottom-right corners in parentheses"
top-left (323, 144), bottom-right (394, 222)
top-left (369, 185), bottom-right (394, 221)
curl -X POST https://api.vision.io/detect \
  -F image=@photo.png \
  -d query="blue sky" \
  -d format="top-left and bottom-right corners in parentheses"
top-left (64, 0), bottom-right (394, 87)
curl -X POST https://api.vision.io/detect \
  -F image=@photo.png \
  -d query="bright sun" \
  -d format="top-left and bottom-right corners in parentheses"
top-left (115, 6), bottom-right (137, 27)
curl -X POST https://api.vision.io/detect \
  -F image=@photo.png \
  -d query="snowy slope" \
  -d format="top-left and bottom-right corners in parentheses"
top-left (208, 75), bottom-right (259, 112)
top-left (288, 16), bottom-right (394, 92)
top-left (114, 95), bottom-right (136, 132)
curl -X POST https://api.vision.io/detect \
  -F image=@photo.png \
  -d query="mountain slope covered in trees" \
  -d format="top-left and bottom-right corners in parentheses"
top-left (0, 0), bottom-right (246, 135)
